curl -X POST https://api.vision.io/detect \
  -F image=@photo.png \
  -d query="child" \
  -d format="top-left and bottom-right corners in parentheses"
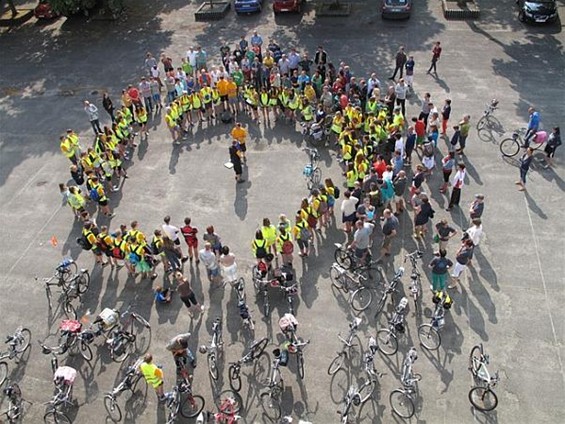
top-left (181, 217), bottom-right (199, 263)
top-left (154, 286), bottom-right (172, 304)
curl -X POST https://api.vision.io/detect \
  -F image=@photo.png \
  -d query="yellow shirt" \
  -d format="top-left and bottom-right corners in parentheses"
top-left (231, 126), bottom-right (248, 143)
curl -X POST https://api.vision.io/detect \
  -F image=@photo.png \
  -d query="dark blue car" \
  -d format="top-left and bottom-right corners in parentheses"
top-left (234, 0), bottom-right (263, 14)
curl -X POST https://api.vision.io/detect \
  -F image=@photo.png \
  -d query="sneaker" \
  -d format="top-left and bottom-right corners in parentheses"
top-left (181, 256), bottom-right (189, 263)
top-left (102, 262), bottom-right (109, 267)
top-left (108, 213), bottom-right (115, 218)
top-left (151, 273), bottom-right (158, 280)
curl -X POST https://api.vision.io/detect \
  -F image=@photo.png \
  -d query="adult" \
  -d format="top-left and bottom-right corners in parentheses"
top-left (524, 106), bottom-right (541, 148)
top-left (229, 140), bottom-right (244, 183)
top-left (457, 114), bottom-right (471, 155)
top-left (435, 219), bottom-right (457, 252)
top-left (230, 122), bottom-right (248, 163)
top-left (102, 92), bottom-right (115, 122)
top-left (544, 126), bottom-right (561, 167)
top-left (441, 99), bottom-right (452, 136)
top-left (446, 163), bottom-right (466, 211)
top-left (340, 190), bottom-right (359, 233)
top-left (516, 148), bottom-right (534, 192)
top-left (390, 46), bottom-right (407, 80)
top-left (394, 79), bottom-right (408, 116)
top-left (429, 249), bottom-right (453, 292)
top-left (427, 41), bottom-right (442, 75)
top-left (393, 170), bottom-right (407, 215)
top-left (440, 152), bottom-right (455, 193)
top-left (405, 55), bottom-right (415, 89)
top-left (139, 353), bottom-right (165, 400)
top-left (219, 246), bottom-right (238, 284)
top-left (84, 101), bottom-right (102, 135)
top-left (350, 219), bottom-right (375, 264)
top-left (174, 271), bottom-right (204, 317)
top-left (144, 52), bottom-right (158, 75)
top-left (379, 209), bottom-right (399, 260)
top-left (180, 217), bottom-right (199, 263)
top-left (449, 239), bottom-right (474, 289)
top-left (418, 93), bottom-right (432, 130)
top-left (469, 194), bottom-right (485, 219)
top-left (413, 195), bottom-right (435, 239)
top-left (166, 332), bottom-right (197, 373)
top-left (203, 226), bottom-right (222, 256)
top-left (199, 242), bottom-right (221, 283)
top-left (162, 215), bottom-right (187, 261)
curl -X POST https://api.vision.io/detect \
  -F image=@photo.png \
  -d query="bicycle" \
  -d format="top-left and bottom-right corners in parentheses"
top-left (197, 389), bottom-right (244, 423)
top-left (329, 263), bottom-right (373, 312)
top-left (103, 357), bottom-right (145, 422)
top-left (376, 297), bottom-right (409, 356)
top-left (476, 99), bottom-right (499, 131)
top-left (280, 321), bottom-right (310, 380)
top-left (228, 337), bottom-right (269, 392)
top-left (39, 319), bottom-right (93, 362)
top-left (499, 127), bottom-right (546, 157)
top-left (232, 277), bottom-right (255, 332)
top-left (302, 147), bottom-right (321, 190)
top-left (0, 327), bottom-right (31, 387)
top-left (269, 266), bottom-right (299, 315)
top-left (36, 260), bottom-right (90, 320)
top-left (334, 243), bottom-right (381, 281)
top-left (106, 305), bottom-right (151, 362)
top-left (404, 250), bottom-right (423, 313)
top-left (253, 265), bottom-right (296, 317)
top-left (327, 317), bottom-right (362, 375)
top-left (1, 381), bottom-right (31, 423)
top-left (163, 380), bottom-right (205, 424)
top-left (198, 317), bottom-right (224, 381)
top-left (468, 343), bottom-right (499, 412)
top-left (417, 291), bottom-right (452, 351)
top-left (389, 347), bottom-right (421, 419)
top-left (44, 358), bottom-right (77, 424)
top-left (252, 265), bottom-right (273, 317)
top-left (374, 267), bottom-right (405, 318)
top-left (259, 350), bottom-right (285, 420)
top-left (301, 116), bottom-right (332, 147)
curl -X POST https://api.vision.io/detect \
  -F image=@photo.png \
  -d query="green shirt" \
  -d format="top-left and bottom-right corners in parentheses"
top-left (232, 70), bottom-right (244, 87)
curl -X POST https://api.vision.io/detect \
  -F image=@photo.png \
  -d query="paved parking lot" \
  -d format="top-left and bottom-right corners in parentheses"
top-left (0, 1), bottom-right (564, 423)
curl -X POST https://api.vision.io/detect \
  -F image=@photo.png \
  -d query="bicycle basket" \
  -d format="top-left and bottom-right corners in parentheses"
top-left (54, 366), bottom-right (77, 385)
top-left (303, 164), bottom-right (313, 177)
top-left (238, 301), bottom-right (250, 319)
top-left (278, 313), bottom-right (298, 333)
top-left (99, 308), bottom-right (119, 329)
top-left (275, 348), bottom-right (289, 366)
top-left (59, 319), bottom-right (82, 334)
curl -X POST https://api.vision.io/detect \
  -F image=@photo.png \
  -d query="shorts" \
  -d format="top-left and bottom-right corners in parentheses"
top-left (342, 212), bottom-right (357, 223)
top-left (394, 194), bottom-right (404, 202)
top-left (173, 238), bottom-right (180, 246)
top-left (220, 95), bottom-right (228, 102)
top-left (297, 238), bottom-right (308, 250)
top-left (451, 261), bottom-right (466, 278)
top-left (239, 143), bottom-right (247, 152)
top-left (204, 102), bottom-right (213, 109)
top-left (228, 96), bottom-right (238, 104)
top-left (135, 259), bottom-right (152, 273)
top-left (354, 247), bottom-right (368, 259)
top-left (185, 238), bottom-right (198, 248)
top-left (207, 266), bottom-right (220, 279)
top-left (98, 199), bottom-right (108, 207)
top-left (382, 234), bottom-right (395, 249)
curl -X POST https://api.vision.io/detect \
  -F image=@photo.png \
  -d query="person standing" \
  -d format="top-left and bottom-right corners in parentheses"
top-left (449, 239), bottom-right (474, 289)
top-left (166, 333), bottom-right (197, 375)
top-left (435, 219), bottom-right (457, 252)
top-left (102, 92), bottom-right (115, 122)
top-left (418, 93), bottom-right (431, 130)
top-left (229, 140), bottom-right (244, 183)
top-left (379, 208), bottom-right (399, 260)
top-left (230, 122), bottom-right (248, 163)
top-left (429, 249), bottom-right (453, 292)
top-left (441, 99), bottom-right (451, 136)
top-left (523, 106), bottom-right (541, 148)
top-left (457, 115), bottom-right (471, 155)
top-left (199, 242), bottom-right (221, 284)
top-left (390, 46), bottom-right (407, 80)
top-left (516, 147), bottom-right (534, 191)
top-left (219, 246), bottom-right (238, 285)
top-left (139, 353), bottom-right (165, 400)
top-left (427, 41), bottom-right (442, 75)
top-left (350, 219), bottom-right (375, 265)
top-left (405, 55), bottom-right (415, 90)
top-left (340, 190), bottom-right (359, 234)
top-left (446, 163), bottom-right (466, 211)
top-left (84, 101), bottom-right (102, 135)
top-left (162, 216), bottom-right (188, 261)
top-left (413, 195), bottom-right (435, 239)
top-left (180, 217), bottom-right (199, 263)
top-left (394, 79), bottom-right (408, 117)
top-left (174, 271), bottom-right (204, 317)
top-left (469, 194), bottom-right (485, 219)
top-left (544, 126), bottom-right (561, 168)
top-left (440, 152), bottom-right (455, 193)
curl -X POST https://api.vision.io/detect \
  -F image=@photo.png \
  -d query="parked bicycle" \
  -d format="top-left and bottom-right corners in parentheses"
top-left (163, 380), bottom-right (205, 424)
top-left (1, 381), bottom-right (30, 423)
top-left (376, 297), bottom-right (409, 356)
top-left (279, 314), bottom-right (310, 379)
top-left (232, 277), bottom-right (255, 332)
top-left (198, 317), bottom-right (224, 381)
top-left (405, 250), bottom-right (423, 312)
top-left (302, 147), bottom-right (321, 190)
top-left (374, 267), bottom-right (405, 317)
top-left (389, 347), bottom-right (421, 419)
top-left (499, 127), bottom-right (547, 157)
top-left (228, 337), bottom-right (269, 392)
top-left (39, 319), bottom-right (92, 361)
top-left (103, 357), bottom-right (145, 422)
top-left (259, 349), bottom-right (285, 420)
top-left (476, 99), bottom-right (499, 131)
top-left (106, 306), bottom-right (151, 362)
top-left (44, 357), bottom-right (77, 424)
top-left (197, 389), bottom-right (244, 423)
top-left (469, 343), bottom-right (499, 412)
top-left (327, 317), bottom-right (362, 375)
top-left (36, 259), bottom-right (90, 319)
top-left (269, 266), bottom-right (298, 315)
top-left (252, 264), bottom-right (297, 317)
top-left (329, 263), bottom-right (373, 312)
top-left (301, 115), bottom-right (332, 147)
top-left (417, 291), bottom-right (452, 351)
top-left (333, 243), bottom-right (380, 281)
top-left (0, 327), bottom-right (31, 387)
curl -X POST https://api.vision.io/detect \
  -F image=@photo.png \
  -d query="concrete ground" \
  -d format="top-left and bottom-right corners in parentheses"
top-left (0, 0), bottom-right (564, 423)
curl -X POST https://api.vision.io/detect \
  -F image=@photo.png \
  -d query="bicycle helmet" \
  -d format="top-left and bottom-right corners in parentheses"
top-left (198, 345), bottom-right (208, 354)
top-left (443, 294), bottom-right (453, 309)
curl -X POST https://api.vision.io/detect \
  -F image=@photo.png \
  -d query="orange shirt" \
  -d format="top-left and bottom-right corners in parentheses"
top-left (217, 79), bottom-right (229, 97)
top-left (231, 126), bottom-right (248, 143)
top-left (226, 81), bottom-right (238, 98)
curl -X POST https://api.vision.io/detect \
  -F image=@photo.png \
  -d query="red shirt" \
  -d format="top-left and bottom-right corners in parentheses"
top-left (128, 87), bottom-right (140, 102)
top-left (373, 160), bottom-right (387, 178)
top-left (415, 120), bottom-right (426, 137)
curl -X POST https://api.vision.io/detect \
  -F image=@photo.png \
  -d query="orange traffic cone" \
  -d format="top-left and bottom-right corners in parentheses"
top-left (50, 235), bottom-right (58, 247)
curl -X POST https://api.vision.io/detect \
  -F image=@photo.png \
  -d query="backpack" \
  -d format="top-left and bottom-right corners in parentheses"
top-left (318, 196), bottom-right (328, 214)
top-left (282, 239), bottom-right (294, 255)
top-left (255, 241), bottom-right (267, 259)
top-left (423, 142), bottom-right (434, 158)
top-left (333, 186), bottom-right (341, 199)
top-left (220, 111), bottom-right (233, 124)
top-left (89, 187), bottom-right (100, 202)
top-left (299, 225), bottom-right (311, 241)
top-left (76, 227), bottom-right (99, 251)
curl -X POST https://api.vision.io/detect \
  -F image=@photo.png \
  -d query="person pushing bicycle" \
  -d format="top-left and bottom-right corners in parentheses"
top-left (166, 334), bottom-right (197, 380)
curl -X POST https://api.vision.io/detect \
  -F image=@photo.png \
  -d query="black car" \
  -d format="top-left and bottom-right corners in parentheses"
top-left (517, 0), bottom-right (559, 23)
top-left (382, 0), bottom-right (412, 19)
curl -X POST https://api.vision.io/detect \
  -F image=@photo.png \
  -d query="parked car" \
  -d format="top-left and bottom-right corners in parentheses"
top-left (34, 0), bottom-right (60, 19)
top-left (234, 0), bottom-right (263, 14)
top-left (382, 0), bottom-right (412, 19)
top-left (273, 0), bottom-right (304, 14)
top-left (517, 0), bottom-right (558, 23)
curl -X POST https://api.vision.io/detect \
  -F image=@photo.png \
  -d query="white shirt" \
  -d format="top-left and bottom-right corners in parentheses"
top-left (199, 249), bottom-right (218, 270)
top-left (394, 137), bottom-right (405, 156)
top-left (466, 225), bottom-right (483, 246)
top-left (452, 170), bottom-right (466, 189)
top-left (187, 50), bottom-right (197, 67)
top-left (341, 196), bottom-right (359, 216)
top-left (162, 223), bottom-right (180, 241)
top-left (150, 67), bottom-right (161, 78)
top-left (394, 83), bottom-right (408, 100)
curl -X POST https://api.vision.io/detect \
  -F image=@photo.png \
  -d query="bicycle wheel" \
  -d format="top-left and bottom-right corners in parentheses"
top-left (14, 327), bottom-right (32, 353)
top-left (63, 301), bottom-right (77, 320)
top-left (351, 287), bottom-right (373, 312)
top-left (263, 297), bottom-right (270, 317)
top-left (260, 392), bottom-right (281, 420)
top-left (311, 167), bottom-right (322, 188)
top-left (57, 262), bottom-right (77, 287)
top-left (499, 137), bottom-right (520, 157)
top-left (77, 272), bottom-right (90, 294)
top-left (131, 315), bottom-right (151, 354)
top-left (469, 345), bottom-right (483, 376)
top-left (327, 352), bottom-right (345, 375)
top-left (297, 351), bottom-right (305, 379)
top-left (252, 266), bottom-right (261, 292)
top-left (376, 329), bottom-right (398, 356)
top-left (330, 266), bottom-right (345, 291)
top-left (306, 175), bottom-right (314, 191)
top-left (418, 324), bottom-right (441, 351)
top-left (469, 386), bottom-right (498, 411)
top-left (0, 362), bottom-right (8, 387)
top-left (374, 293), bottom-right (388, 317)
top-left (180, 394), bottom-right (205, 418)
top-left (390, 389), bottom-right (415, 418)
top-left (215, 389), bottom-right (243, 414)
top-left (79, 340), bottom-right (93, 361)
top-left (44, 409), bottom-right (71, 424)
top-left (334, 249), bottom-right (352, 270)
top-left (111, 337), bottom-right (132, 363)
top-left (104, 395), bottom-right (123, 422)
top-left (476, 115), bottom-right (488, 132)
top-left (228, 365), bottom-right (242, 392)
top-left (358, 378), bottom-right (376, 404)
top-left (207, 353), bottom-right (218, 381)
top-left (251, 338), bottom-right (269, 359)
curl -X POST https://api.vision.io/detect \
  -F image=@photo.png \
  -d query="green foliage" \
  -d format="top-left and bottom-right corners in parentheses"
top-left (47, 0), bottom-right (97, 16)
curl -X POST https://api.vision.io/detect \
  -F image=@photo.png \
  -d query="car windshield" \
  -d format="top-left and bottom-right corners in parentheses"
top-left (385, 0), bottom-right (408, 5)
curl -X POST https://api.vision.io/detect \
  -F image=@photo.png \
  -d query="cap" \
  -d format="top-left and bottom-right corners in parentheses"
top-left (475, 194), bottom-right (485, 199)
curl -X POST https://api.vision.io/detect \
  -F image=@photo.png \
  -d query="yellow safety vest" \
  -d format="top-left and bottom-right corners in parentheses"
top-left (260, 93), bottom-right (269, 107)
top-left (192, 93), bottom-right (202, 109)
top-left (346, 169), bottom-right (358, 188)
top-left (140, 362), bottom-right (163, 388)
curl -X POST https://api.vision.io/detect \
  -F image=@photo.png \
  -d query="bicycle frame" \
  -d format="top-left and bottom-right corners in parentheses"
top-left (404, 251), bottom-right (422, 308)
top-left (375, 267), bottom-right (404, 317)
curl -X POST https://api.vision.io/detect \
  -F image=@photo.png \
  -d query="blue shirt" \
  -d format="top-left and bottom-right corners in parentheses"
top-left (528, 111), bottom-right (540, 130)
top-left (251, 35), bottom-right (263, 47)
